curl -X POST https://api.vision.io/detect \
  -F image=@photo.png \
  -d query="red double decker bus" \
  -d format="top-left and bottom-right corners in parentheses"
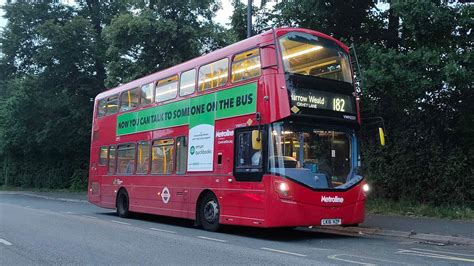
top-left (89, 28), bottom-right (369, 231)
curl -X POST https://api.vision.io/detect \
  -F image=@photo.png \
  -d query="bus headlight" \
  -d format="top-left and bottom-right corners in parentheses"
top-left (279, 182), bottom-right (289, 193)
top-left (362, 183), bottom-right (370, 193)
top-left (274, 180), bottom-right (291, 198)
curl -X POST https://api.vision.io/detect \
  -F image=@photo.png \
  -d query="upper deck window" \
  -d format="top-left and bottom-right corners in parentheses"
top-left (180, 69), bottom-right (196, 96)
top-left (120, 87), bottom-right (140, 112)
top-left (106, 95), bottom-right (119, 115)
top-left (155, 75), bottom-right (178, 102)
top-left (97, 98), bottom-right (106, 117)
top-left (198, 58), bottom-right (228, 91)
top-left (279, 32), bottom-right (352, 84)
top-left (231, 48), bottom-right (261, 83)
top-left (140, 82), bottom-right (154, 106)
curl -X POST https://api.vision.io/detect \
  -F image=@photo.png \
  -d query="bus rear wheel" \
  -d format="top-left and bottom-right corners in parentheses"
top-left (199, 193), bottom-right (221, 232)
top-left (116, 189), bottom-right (130, 218)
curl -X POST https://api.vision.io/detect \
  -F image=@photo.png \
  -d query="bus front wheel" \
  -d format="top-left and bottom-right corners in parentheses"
top-left (116, 189), bottom-right (130, 218)
top-left (199, 193), bottom-right (221, 232)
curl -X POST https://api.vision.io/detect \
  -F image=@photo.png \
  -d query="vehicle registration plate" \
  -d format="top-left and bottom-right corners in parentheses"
top-left (321, 219), bottom-right (342, 225)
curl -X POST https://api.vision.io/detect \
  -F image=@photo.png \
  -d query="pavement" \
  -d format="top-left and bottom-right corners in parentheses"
top-left (2, 190), bottom-right (474, 246)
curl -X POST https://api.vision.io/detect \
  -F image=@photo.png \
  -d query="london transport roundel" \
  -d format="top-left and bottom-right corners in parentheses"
top-left (161, 187), bottom-right (170, 204)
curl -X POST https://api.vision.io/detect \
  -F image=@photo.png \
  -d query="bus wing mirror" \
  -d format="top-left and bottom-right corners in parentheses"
top-left (252, 130), bottom-right (262, 150)
top-left (378, 127), bottom-right (385, 146)
top-left (260, 46), bottom-right (278, 69)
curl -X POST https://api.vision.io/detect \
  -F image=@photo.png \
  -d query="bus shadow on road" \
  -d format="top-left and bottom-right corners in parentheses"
top-left (98, 211), bottom-right (196, 228)
top-left (97, 211), bottom-right (358, 242)
top-left (220, 226), bottom-right (357, 242)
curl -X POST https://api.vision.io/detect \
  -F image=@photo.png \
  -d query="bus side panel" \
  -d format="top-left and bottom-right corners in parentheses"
top-left (125, 175), bottom-right (190, 219)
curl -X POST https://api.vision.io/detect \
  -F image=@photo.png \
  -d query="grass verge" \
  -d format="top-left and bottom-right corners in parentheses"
top-left (0, 185), bottom-right (86, 193)
top-left (366, 197), bottom-right (474, 221)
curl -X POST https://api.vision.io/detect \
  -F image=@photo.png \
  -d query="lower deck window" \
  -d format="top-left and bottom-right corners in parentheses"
top-left (151, 139), bottom-right (174, 174)
top-left (136, 141), bottom-right (150, 174)
top-left (108, 145), bottom-right (116, 174)
top-left (99, 146), bottom-right (108, 165)
top-left (117, 144), bottom-right (136, 174)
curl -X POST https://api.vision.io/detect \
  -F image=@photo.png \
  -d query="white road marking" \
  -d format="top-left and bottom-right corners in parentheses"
top-left (397, 249), bottom-right (474, 263)
top-left (61, 211), bottom-right (74, 214)
top-left (327, 254), bottom-right (375, 265)
top-left (197, 236), bottom-right (227, 243)
top-left (149, 228), bottom-right (176, 234)
top-left (110, 220), bottom-right (131, 225)
top-left (313, 247), bottom-right (334, 251)
top-left (410, 248), bottom-right (474, 257)
top-left (81, 215), bottom-right (98, 219)
top-left (0, 239), bottom-right (12, 246)
top-left (328, 254), bottom-right (407, 265)
top-left (261, 247), bottom-right (307, 257)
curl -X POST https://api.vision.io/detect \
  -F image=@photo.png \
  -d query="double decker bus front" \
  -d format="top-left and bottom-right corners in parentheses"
top-left (262, 30), bottom-right (366, 227)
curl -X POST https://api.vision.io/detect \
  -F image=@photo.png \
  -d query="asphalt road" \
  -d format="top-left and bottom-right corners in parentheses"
top-left (1, 193), bottom-right (473, 265)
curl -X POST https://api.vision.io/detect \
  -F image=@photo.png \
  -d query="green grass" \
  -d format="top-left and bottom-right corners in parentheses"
top-left (366, 197), bottom-right (474, 221)
top-left (0, 185), bottom-right (86, 193)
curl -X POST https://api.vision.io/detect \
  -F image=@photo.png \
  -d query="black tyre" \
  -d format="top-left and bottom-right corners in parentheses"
top-left (116, 189), bottom-right (130, 218)
top-left (199, 193), bottom-right (221, 232)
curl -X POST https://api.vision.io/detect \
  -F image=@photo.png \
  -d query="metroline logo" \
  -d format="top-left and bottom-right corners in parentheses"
top-left (321, 196), bottom-right (344, 203)
top-left (215, 129), bottom-right (234, 138)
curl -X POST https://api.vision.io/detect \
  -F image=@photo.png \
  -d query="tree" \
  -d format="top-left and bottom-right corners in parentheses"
top-left (0, 1), bottom-right (119, 188)
top-left (265, 0), bottom-right (383, 43)
top-left (103, 0), bottom-right (226, 87)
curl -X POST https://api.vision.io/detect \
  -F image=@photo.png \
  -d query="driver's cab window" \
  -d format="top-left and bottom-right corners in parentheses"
top-left (235, 130), bottom-right (262, 172)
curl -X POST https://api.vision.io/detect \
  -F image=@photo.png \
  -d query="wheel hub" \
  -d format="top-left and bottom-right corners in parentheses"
top-left (203, 200), bottom-right (219, 223)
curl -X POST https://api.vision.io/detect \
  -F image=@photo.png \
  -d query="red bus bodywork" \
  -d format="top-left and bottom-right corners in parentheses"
top-left (89, 28), bottom-right (366, 228)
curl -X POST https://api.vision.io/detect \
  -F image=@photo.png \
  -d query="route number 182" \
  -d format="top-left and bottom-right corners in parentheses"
top-left (332, 98), bottom-right (345, 112)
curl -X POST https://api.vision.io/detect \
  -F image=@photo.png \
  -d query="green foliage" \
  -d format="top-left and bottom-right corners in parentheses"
top-left (366, 197), bottom-right (474, 221)
top-left (229, 0), bottom-right (248, 41)
top-left (262, 0), bottom-right (383, 43)
top-left (358, 2), bottom-right (473, 207)
top-left (103, 0), bottom-right (227, 87)
top-left (0, 0), bottom-right (225, 190)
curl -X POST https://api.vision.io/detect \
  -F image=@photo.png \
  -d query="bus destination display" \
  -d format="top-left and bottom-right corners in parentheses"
top-left (290, 88), bottom-right (355, 114)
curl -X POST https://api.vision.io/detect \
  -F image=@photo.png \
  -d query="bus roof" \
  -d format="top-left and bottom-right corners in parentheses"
top-left (96, 27), bottom-right (349, 100)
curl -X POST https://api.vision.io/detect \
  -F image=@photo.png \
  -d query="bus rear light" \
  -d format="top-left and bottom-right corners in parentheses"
top-left (274, 180), bottom-right (292, 199)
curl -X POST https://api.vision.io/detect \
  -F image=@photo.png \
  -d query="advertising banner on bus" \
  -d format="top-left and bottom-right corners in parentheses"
top-left (116, 82), bottom-right (257, 171)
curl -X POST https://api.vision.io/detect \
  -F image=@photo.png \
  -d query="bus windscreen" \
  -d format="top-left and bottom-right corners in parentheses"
top-left (279, 32), bottom-right (352, 84)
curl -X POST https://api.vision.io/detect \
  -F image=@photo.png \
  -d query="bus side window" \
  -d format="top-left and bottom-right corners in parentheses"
top-left (231, 48), bottom-right (261, 83)
top-left (198, 58), bottom-right (228, 91)
top-left (136, 141), bottom-right (151, 174)
top-left (97, 99), bottom-right (106, 117)
top-left (120, 88), bottom-right (140, 112)
top-left (151, 139), bottom-right (175, 174)
top-left (106, 95), bottom-right (119, 115)
top-left (117, 144), bottom-right (136, 174)
top-left (180, 69), bottom-right (196, 96)
top-left (108, 145), bottom-right (116, 174)
top-left (99, 146), bottom-right (108, 166)
top-left (140, 82), bottom-right (154, 106)
top-left (176, 136), bottom-right (187, 174)
top-left (155, 75), bottom-right (178, 103)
